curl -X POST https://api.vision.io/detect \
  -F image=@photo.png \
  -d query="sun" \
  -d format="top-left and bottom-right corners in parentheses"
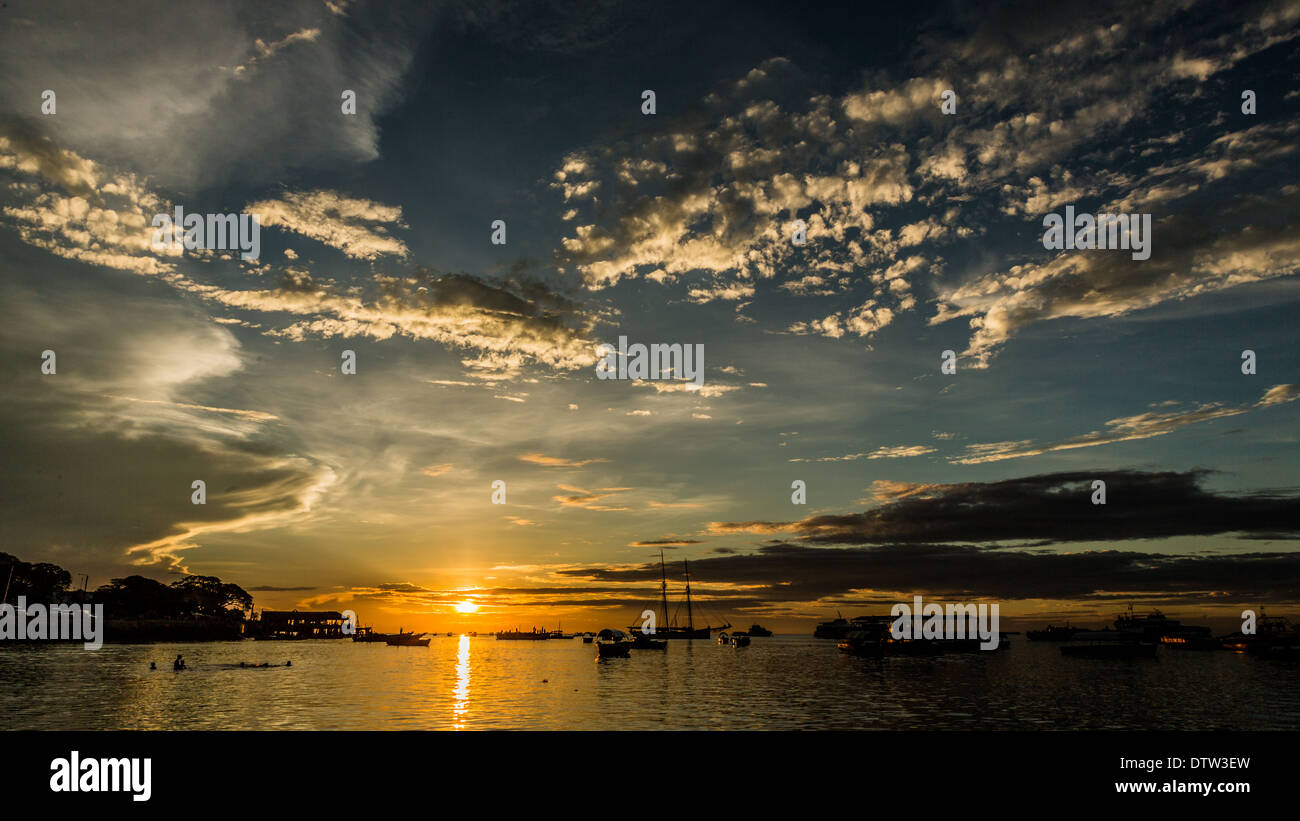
top-left (454, 601), bottom-right (479, 614)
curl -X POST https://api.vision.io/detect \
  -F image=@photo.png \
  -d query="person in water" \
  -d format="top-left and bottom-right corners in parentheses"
top-left (173, 654), bottom-right (185, 671)
top-left (149, 662), bottom-right (156, 670)
top-left (285, 660), bottom-right (291, 667)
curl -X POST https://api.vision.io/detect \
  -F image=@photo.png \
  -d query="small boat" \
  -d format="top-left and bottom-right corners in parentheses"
top-left (631, 634), bottom-right (667, 650)
top-left (1060, 641), bottom-right (1157, 659)
top-left (746, 624), bottom-right (773, 637)
top-left (386, 632), bottom-right (431, 647)
top-left (495, 628), bottom-right (550, 640)
top-left (582, 635), bottom-right (594, 644)
top-left (717, 632), bottom-right (731, 645)
top-left (730, 634), bottom-right (750, 647)
top-left (595, 628), bottom-right (633, 658)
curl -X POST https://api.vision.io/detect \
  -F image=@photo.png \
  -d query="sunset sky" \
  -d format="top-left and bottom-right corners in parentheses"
top-left (2, 0), bottom-right (1298, 633)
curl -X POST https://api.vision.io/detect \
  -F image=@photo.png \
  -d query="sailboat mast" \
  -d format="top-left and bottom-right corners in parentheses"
top-left (684, 559), bottom-right (694, 631)
top-left (659, 550), bottom-right (670, 628)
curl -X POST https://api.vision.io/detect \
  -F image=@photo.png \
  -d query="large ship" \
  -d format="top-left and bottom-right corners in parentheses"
top-left (628, 553), bottom-right (729, 639)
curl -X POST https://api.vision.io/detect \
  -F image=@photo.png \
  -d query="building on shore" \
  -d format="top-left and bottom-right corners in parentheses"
top-left (255, 610), bottom-right (348, 640)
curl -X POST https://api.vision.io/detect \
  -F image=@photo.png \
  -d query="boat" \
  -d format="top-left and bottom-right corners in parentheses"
top-left (595, 628), bottom-right (632, 658)
top-left (1061, 641), bottom-right (1157, 659)
top-left (494, 628), bottom-right (550, 640)
top-left (717, 632), bottom-right (730, 645)
top-left (631, 634), bottom-right (667, 650)
top-left (547, 622), bottom-right (574, 640)
top-left (351, 627), bottom-right (399, 643)
top-left (834, 616), bottom-right (1004, 656)
top-left (1220, 611), bottom-right (1293, 653)
top-left (837, 629), bottom-right (885, 656)
top-left (815, 614), bottom-right (850, 639)
top-left (581, 634), bottom-right (593, 644)
top-left (628, 552), bottom-right (729, 640)
top-left (746, 624), bottom-right (773, 637)
top-left (386, 631), bottom-right (431, 647)
top-left (1113, 606), bottom-right (1187, 640)
top-left (1026, 623), bottom-right (1079, 641)
top-left (730, 634), bottom-right (750, 647)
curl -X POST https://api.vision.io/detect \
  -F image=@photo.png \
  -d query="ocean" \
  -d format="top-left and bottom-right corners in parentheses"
top-left (2, 635), bottom-right (1297, 730)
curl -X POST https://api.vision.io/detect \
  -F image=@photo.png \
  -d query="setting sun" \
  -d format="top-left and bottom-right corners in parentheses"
top-left (454, 601), bottom-right (479, 614)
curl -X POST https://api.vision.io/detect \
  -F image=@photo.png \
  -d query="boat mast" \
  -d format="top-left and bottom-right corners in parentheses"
top-left (684, 560), bottom-right (694, 631)
top-left (659, 550), bottom-right (670, 628)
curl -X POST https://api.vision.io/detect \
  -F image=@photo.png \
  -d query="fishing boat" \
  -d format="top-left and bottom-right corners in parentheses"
top-left (628, 552), bottom-right (729, 640)
top-left (595, 628), bottom-right (632, 658)
top-left (717, 632), bottom-right (731, 644)
top-left (386, 631), bottom-right (431, 647)
top-left (730, 634), bottom-right (750, 647)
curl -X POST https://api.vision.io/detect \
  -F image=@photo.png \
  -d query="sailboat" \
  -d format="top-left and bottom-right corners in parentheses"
top-left (628, 552), bottom-right (729, 639)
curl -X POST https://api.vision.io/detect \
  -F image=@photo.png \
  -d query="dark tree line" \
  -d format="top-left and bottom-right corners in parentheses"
top-left (2, 553), bottom-right (252, 621)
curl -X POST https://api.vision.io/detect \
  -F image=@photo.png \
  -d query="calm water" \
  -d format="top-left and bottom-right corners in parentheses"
top-left (2, 636), bottom-right (1297, 730)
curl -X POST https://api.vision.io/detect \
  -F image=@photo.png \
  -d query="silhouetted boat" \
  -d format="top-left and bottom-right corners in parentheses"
top-left (815, 614), bottom-right (850, 639)
top-left (596, 628), bottom-right (632, 658)
top-left (495, 628), bottom-right (549, 640)
top-left (386, 632), bottom-right (430, 647)
top-left (1221, 612), bottom-right (1293, 653)
top-left (1113, 606), bottom-right (1186, 640)
top-left (629, 552), bottom-right (729, 639)
top-left (631, 634), bottom-right (666, 650)
top-left (730, 634), bottom-right (750, 647)
top-left (746, 624), bottom-right (773, 637)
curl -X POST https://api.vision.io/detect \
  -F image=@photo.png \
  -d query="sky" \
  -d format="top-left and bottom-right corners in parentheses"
top-left (1, 0), bottom-right (1298, 633)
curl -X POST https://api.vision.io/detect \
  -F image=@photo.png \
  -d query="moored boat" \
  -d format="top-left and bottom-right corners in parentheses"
top-left (628, 552), bottom-right (729, 640)
top-left (746, 624), bottom-right (773, 637)
top-left (595, 628), bottom-right (632, 658)
top-left (631, 634), bottom-right (667, 650)
top-left (730, 634), bottom-right (750, 647)
top-left (495, 628), bottom-right (550, 640)
top-left (386, 632), bottom-right (431, 647)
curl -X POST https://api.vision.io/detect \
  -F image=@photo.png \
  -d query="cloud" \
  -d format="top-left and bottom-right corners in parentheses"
top-left (791, 444), bottom-right (936, 462)
top-left (520, 453), bottom-right (609, 468)
top-left (0, 0), bottom-right (436, 188)
top-left (709, 469), bottom-right (1300, 546)
top-left (553, 484), bottom-right (630, 511)
top-left (953, 384), bottom-right (1298, 464)
top-left (0, 271), bottom-right (333, 575)
top-left (560, 541), bottom-right (1300, 604)
top-left (628, 537), bottom-right (702, 548)
top-left (246, 189), bottom-right (409, 259)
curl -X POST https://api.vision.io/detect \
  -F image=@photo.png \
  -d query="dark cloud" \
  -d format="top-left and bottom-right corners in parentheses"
top-left (561, 542), bottom-right (1300, 604)
top-left (710, 469), bottom-right (1300, 545)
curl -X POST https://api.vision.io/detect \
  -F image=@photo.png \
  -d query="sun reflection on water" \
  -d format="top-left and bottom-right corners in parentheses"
top-left (453, 635), bottom-right (470, 729)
